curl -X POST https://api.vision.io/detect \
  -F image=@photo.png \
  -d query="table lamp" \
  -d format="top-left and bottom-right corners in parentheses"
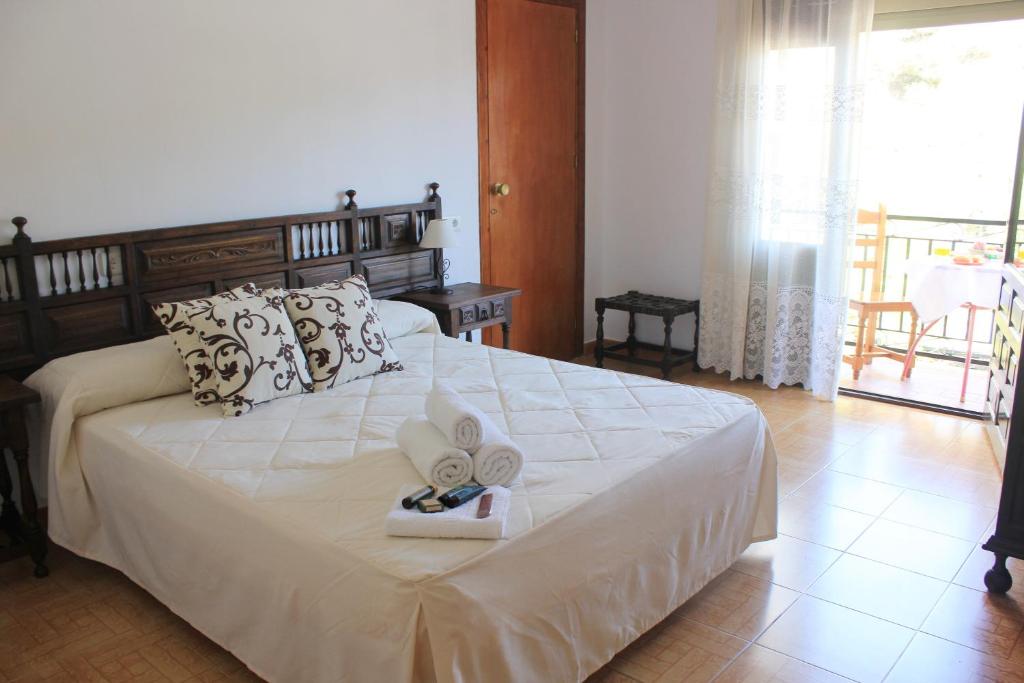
top-left (420, 217), bottom-right (460, 294)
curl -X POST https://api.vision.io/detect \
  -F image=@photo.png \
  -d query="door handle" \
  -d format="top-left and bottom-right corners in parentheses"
top-left (492, 182), bottom-right (511, 197)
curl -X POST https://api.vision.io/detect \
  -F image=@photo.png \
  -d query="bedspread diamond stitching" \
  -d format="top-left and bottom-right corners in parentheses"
top-left (105, 332), bottom-right (760, 556)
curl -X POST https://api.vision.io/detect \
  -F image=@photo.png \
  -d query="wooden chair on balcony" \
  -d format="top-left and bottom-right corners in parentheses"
top-left (843, 205), bottom-right (919, 380)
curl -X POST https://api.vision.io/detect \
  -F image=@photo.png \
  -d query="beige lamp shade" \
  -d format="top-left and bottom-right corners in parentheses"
top-left (420, 217), bottom-right (461, 249)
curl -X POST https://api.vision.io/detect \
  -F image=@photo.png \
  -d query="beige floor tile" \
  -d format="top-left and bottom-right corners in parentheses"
top-left (848, 518), bottom-right (976, 581)
top-left (806, 554), bottom-right (947, 628)
top-left (828, 449), bottom-right (949, 490)
top-left (915, 463), bottom-right (1003, 506)
top-left (673, 570), bottom-right (799, 641)
top-left (777, 497), bottom-right (875, 551)
top-left (714, 644), bottom-right (847, 682)
top-left (776, 462), bottom-right (821, 499)
top-left (586, 665), bottom-right (640, 683)
top-left (791, 469), bottom-right (903, 516)
top-left (757, 406), bottom-right (807, 434)
top-left (756, 596), bottom-right (914, 683)
top-left (937, 446), bottom-right (1002, 479)
top-left (882, 489), bottom-right (997, 542)
top-left (628, 618), bottom-right (748, 682)
top-left (921, 583), bottom-right (1024, 659)
top-left (941, 430), bottom-right (999, 463)
top-left (773, 432), bottom-right (852, 472)
top-left (784, 413), bottom-right (878, 446)
top-left (731, 534), bottom-right (841, 592)
top-left (886, 632), bottom-right (1024, 683)
top-left (853, 425), bottom-right (956, 461)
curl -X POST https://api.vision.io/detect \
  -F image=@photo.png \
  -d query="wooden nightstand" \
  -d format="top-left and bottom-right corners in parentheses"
top-left (0, 376), bottom-right (49, 578)
top-left (395, 283), bottom-right (522, 349)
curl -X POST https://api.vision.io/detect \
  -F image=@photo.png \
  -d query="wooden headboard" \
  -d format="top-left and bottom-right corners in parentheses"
top-left (0, 183), bottom-right (444, 377)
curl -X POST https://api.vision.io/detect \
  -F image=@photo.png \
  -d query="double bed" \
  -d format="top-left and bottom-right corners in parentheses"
top-left (5, 189), bottom-right (777, 682)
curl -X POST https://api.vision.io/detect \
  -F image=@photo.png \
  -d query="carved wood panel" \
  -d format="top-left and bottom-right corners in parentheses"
top-left (140, 284), bottom-right (216, 333)
top-left (295, 263), bottom-right (354, 289)
top-left (224, 272), bottom-right (288, 293)
top-left (137, 228), bottom-right (285, 281)
top-left (360, 251), bottom-right (434, 294)
top-left (45, 299), bottom-right (132, 354)
top-left (382, 214), bottom-right (413, 249)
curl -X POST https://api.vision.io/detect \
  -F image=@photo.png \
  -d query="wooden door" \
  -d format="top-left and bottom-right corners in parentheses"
top-left (477, 0), bottom-right (583, 360)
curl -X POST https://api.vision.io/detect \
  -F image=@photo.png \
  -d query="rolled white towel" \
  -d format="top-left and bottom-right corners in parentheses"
top-left (425, 384), bottom-right (489, 451)
top-left (471, 437), bottom-right (524, 487)
top-left (396, 418), bottom-right (473, 487)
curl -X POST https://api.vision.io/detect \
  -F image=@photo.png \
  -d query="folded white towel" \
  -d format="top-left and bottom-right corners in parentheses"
top-left (385, 484), bottom-right (510, 539)
top-left (425, 383), bottom-right (489, 451)
top-left (396, 418), bottom-right (473, 487)
top-left (471, 437), bottom-right (524, 487)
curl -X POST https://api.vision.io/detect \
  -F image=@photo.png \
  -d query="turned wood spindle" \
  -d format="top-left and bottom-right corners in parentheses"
top-left (61, 252), bottom-right (70, 293)
top-left (47, 253), bottom-right (57, 296)
top-left (77, 250), bottom-right (86, 291)
top-left (1, 259), bottom-right (10, 302)
top-left (104, 246), bottom-right (114, 285)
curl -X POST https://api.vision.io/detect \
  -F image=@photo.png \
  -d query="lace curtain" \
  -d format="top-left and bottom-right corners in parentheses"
top-left (699, 0), bottom-right (875, 399)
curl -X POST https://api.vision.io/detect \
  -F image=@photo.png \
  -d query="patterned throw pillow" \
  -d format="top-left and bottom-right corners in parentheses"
top-left (284, 275), bottom-right (403, 392)
top-left (153, 283), bottom-right (260, 406)
top-left (191, 292), bottom-right (313, 416)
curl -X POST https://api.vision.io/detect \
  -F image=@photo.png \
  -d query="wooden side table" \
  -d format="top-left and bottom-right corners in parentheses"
top-left (595, 291), bottom-right (700, 380)
top-left (394, 283), bottom-right (522, 349)
top-left (0, 376), bottom-right (49, 578)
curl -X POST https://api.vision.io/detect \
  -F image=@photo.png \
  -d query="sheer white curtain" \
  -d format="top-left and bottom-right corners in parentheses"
top-left (699, 0), bottom-right (875, 399)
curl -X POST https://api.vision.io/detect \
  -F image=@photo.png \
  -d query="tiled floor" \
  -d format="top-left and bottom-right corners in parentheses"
top-left (586, 358), bottom-right (1021, 682)
top-left (838, 352), bottom-right (988, 414)
top-left (0, 358), bottom-right (1020, 682)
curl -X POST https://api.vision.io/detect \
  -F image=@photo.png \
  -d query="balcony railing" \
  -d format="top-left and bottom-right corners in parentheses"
top-left (848, 214), bottom-right (1012, 364)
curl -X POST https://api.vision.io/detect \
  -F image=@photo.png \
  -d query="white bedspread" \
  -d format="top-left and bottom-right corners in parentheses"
top-left (29, 331), bottom-right (776, 683)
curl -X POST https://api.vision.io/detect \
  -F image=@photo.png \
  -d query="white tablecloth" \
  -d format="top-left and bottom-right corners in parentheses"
top-left (905, 257), bottom-right (1003, 323)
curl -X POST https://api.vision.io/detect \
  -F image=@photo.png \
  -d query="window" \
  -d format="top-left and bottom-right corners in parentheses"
top-left (759, 46), bottom-right (839, 245)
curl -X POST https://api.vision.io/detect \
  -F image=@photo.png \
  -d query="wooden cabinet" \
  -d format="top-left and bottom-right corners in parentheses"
top-left (984, 264), bottom-right (1024, 592)
top-left (984, 104), bottom-right (1024, 592)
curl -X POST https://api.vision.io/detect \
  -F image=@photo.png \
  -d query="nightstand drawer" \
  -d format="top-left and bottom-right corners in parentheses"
top-left (476, 302), bottom-right (492, 322)
top-left (460, 301), bottom-right (506, 326)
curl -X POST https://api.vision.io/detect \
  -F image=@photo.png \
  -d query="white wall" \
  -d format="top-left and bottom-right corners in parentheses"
top-left (0, 0), bottom-right (480, 286)
top-left (2, 0), bottom-right (480, 506)
top-left (3, 0), bottom-right (722, 352)
top-left (585, 0), bottom-right (719, 348)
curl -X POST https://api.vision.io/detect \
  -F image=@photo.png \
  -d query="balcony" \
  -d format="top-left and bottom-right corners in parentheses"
top-left (839, 214), bottom-right (1011, 413)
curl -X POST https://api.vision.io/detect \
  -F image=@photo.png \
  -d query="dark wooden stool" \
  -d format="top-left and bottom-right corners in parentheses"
top-left (595, 291), bottom-right (699, 380)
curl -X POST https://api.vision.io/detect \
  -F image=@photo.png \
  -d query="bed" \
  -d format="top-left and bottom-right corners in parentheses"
top-left (6, 189), bottom-right (777, 683)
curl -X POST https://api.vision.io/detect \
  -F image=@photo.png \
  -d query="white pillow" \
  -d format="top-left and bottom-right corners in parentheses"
top-left (191, 293), bottom-right (313, 416)
top-left (284, 276), bottom-right (403, 392)
top-left (375, 299), bottom-right (442, 339)
top-left (153, 283), bottom-right (261, 406)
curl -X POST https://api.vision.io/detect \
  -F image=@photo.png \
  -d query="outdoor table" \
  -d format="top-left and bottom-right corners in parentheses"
top-left (900, 256), bottom-right (1003, 402)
